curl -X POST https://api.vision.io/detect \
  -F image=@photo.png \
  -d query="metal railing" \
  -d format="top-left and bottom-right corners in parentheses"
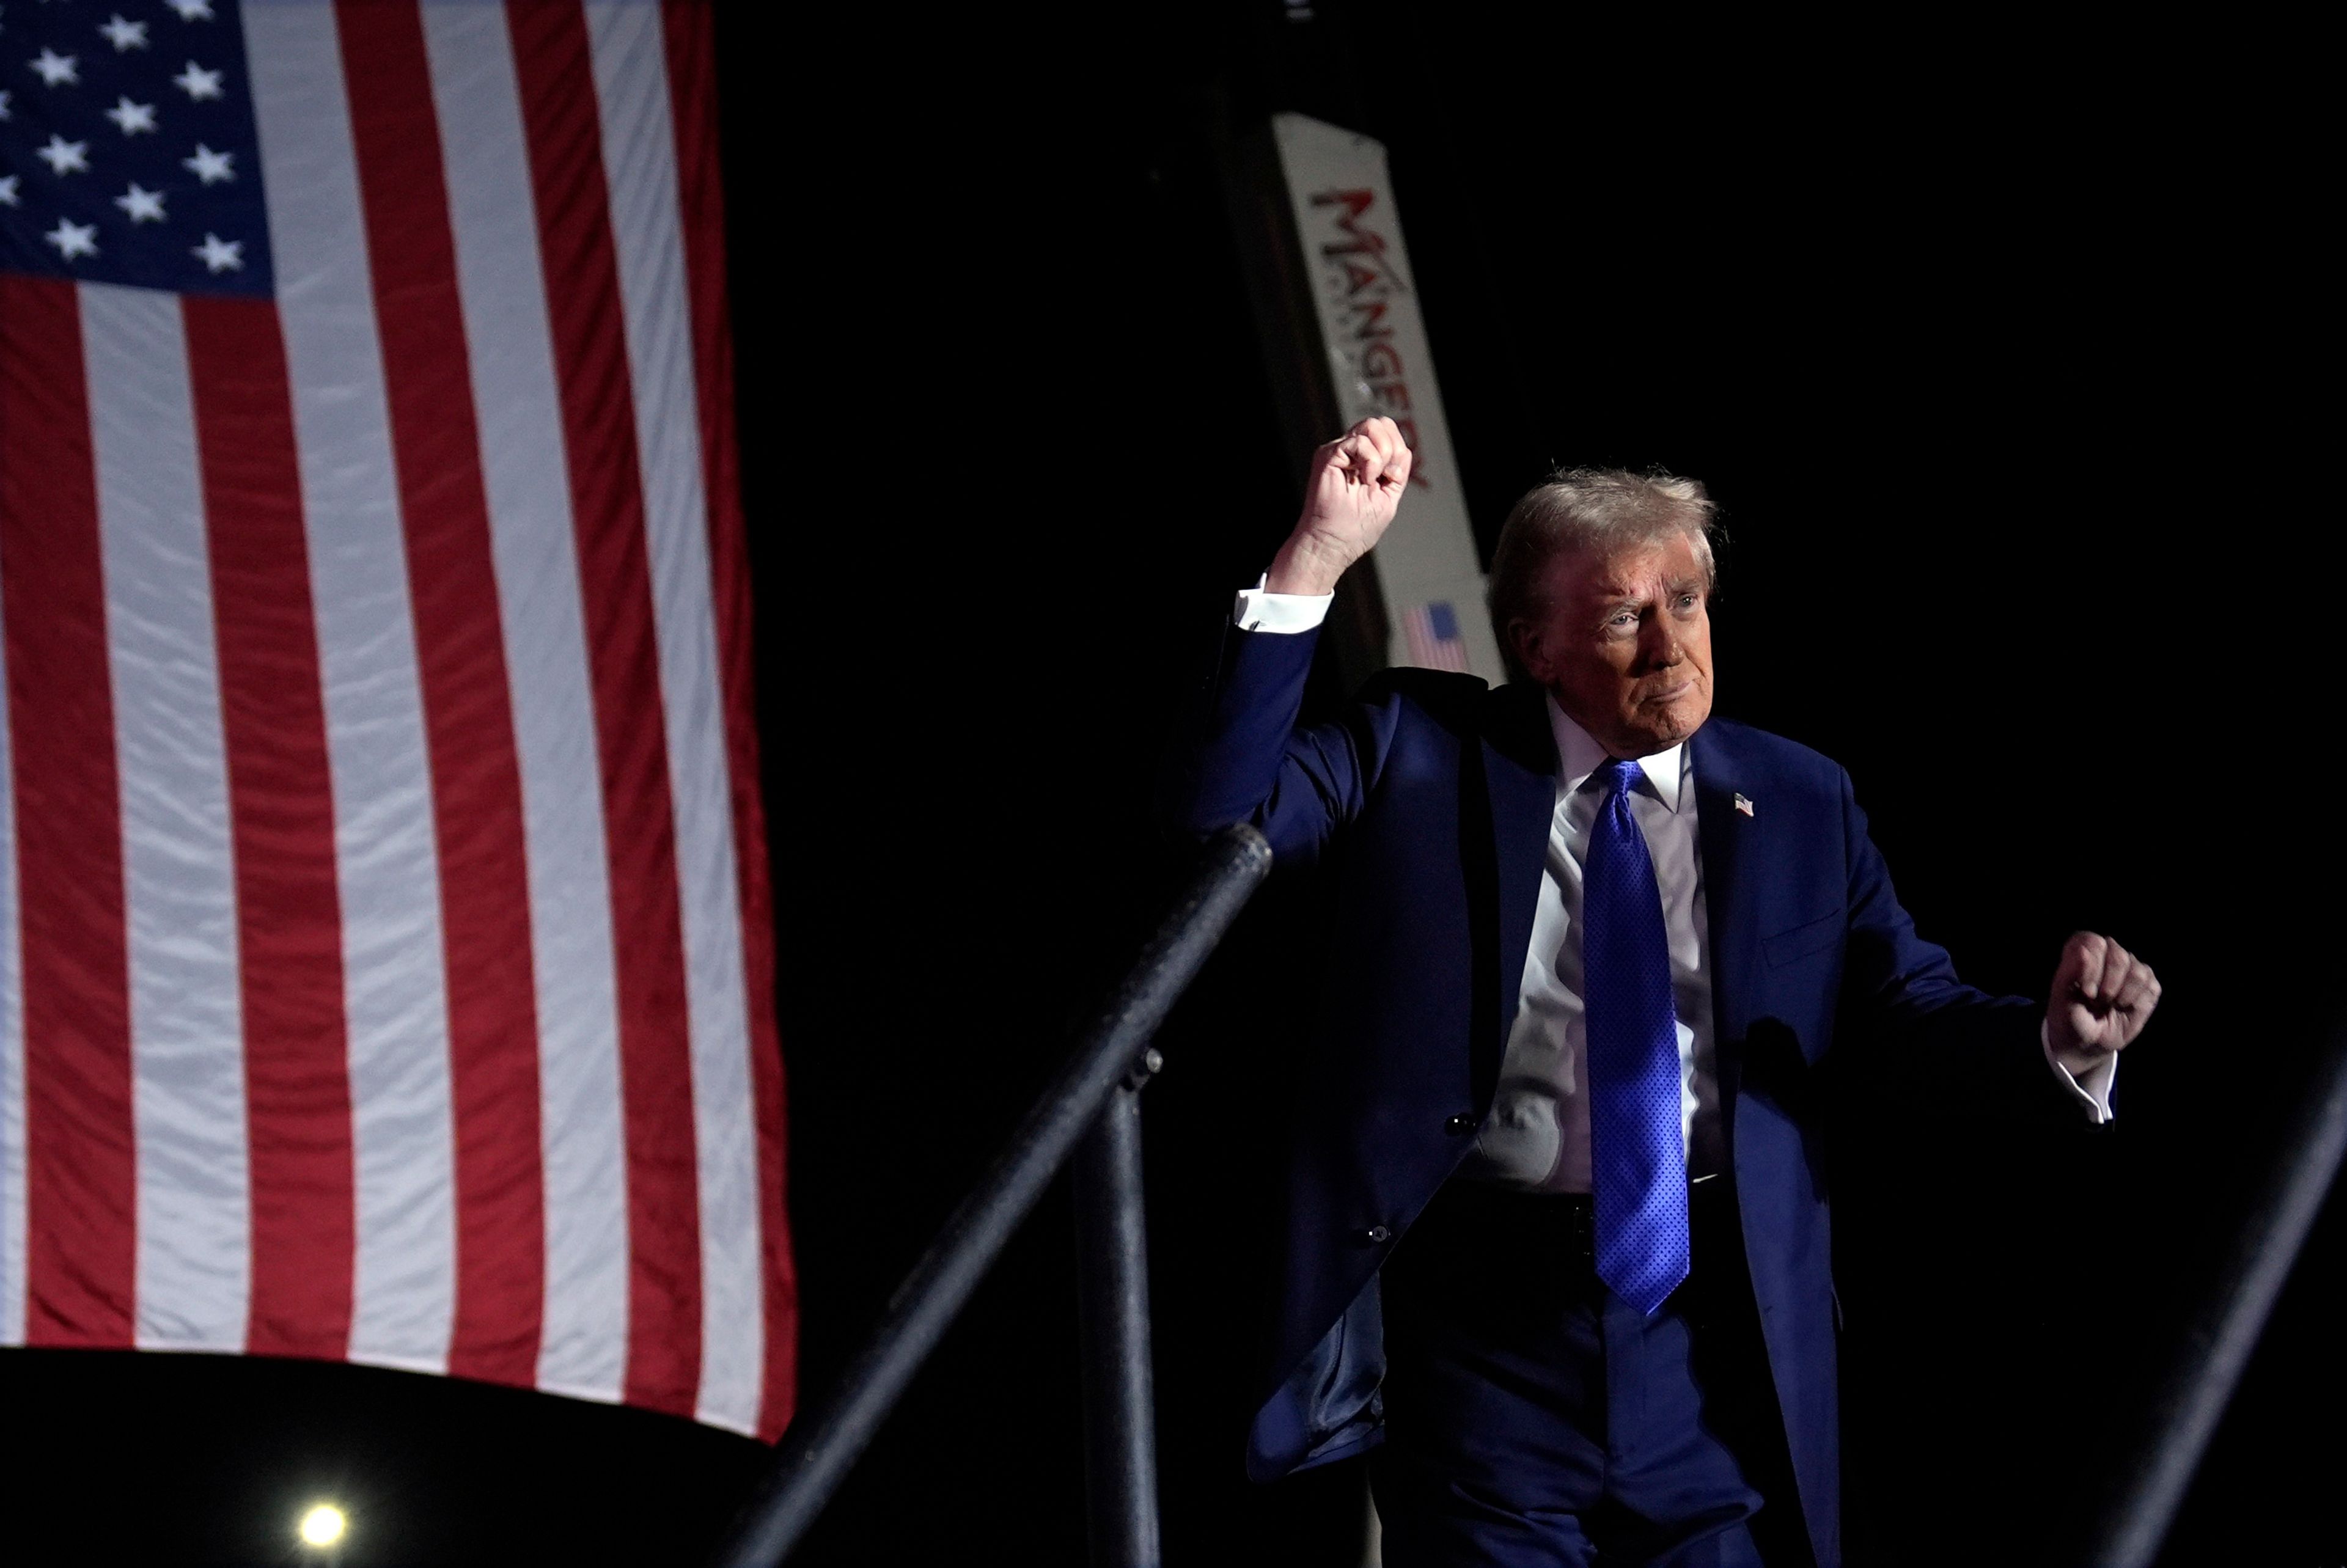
top-left (706, 824), bottom-right (1274, 1568)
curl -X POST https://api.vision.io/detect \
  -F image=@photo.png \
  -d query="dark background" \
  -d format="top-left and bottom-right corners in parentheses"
top-left (0, 2), bottom-right (2331, 1564)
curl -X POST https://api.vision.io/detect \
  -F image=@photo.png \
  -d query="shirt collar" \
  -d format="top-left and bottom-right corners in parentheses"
top-left (1543, 692), bottom-right (1687, 813)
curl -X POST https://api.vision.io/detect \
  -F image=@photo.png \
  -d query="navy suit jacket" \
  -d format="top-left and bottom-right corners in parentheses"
top-left (1167, 619), bottom-right (2050, 1567)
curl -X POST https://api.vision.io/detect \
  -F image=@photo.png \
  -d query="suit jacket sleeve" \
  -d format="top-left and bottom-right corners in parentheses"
top-left (1160, 620), bottom-right (1406, 870)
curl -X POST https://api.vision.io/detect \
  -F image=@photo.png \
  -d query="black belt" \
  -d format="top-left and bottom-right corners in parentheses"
top-left (1394, 1177), bottom-right (1740, 1286)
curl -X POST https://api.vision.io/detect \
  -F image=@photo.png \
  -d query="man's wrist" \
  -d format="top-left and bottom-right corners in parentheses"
top-left (2046, 1030), bottom-right (2112, 1081)
top-left (2041, 1018), bottom-right (2117, 1124)
top-left (1265, 534), bottom-right (1354, 596)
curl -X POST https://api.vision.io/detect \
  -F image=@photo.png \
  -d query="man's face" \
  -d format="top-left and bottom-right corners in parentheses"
top-left (1511, 532), bottom-right (1714, 758)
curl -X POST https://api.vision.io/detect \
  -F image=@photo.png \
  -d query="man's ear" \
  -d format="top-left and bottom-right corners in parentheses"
top-left (1510, 620), bottom-right (1546, 683)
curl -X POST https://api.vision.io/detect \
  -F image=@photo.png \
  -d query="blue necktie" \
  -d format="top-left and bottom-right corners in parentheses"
top-left (1584, 758), bottom-right (1689, 1316)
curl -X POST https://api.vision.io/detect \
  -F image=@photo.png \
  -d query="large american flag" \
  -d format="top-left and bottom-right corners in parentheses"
top-left (0, 0), bottom-right (795, 1439)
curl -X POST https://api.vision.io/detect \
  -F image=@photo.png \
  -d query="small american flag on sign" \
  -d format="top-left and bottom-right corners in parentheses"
top-left (1401, 599), bottom-right (1471, 673)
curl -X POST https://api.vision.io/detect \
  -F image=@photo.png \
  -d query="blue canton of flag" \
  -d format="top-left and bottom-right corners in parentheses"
top-left (1, 0), bottom-right (273, 296)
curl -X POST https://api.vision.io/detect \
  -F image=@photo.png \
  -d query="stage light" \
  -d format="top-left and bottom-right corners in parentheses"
top-left (298, 1503), bottom-right (348, 1548)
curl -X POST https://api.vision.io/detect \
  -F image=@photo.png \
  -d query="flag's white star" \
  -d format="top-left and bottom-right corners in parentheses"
top-left (46, 217), bottom-right (100, 262)
top-left (165, 0), bottom-right (217, 20)
top-left (35, 132), bottom-right (89, 174)
top-left (0, 174), bottom-right (20, 208)
top-left (105, 93), bottom-right (153, 133)
top-left (192, 232), bottom-right (243, 274)
top-left (99, 13), bottom-right (147, 51)
top-left (182, 142), bottom-right (233, 183)
top-left (115, 181), bottom-right (164, 222)
top-left (0, 89), bottom-right (13, 122)
top-left (172, 59), bottom-right (221, 100)
top-left (31, 46), bottom-right (78, 86)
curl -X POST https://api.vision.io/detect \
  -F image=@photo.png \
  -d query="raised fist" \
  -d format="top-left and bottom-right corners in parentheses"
top-left (1266, 417), bottom-right (1414, 596)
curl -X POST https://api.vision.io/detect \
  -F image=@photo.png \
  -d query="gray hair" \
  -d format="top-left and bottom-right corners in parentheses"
top-left (1486, 468), bottom-right (1720, 674)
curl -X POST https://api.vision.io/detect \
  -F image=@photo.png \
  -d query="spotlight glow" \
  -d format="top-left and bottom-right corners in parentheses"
top-left (298, 1504), bottom-right (348, 1548)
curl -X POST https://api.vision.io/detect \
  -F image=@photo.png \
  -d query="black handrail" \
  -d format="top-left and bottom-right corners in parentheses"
top-left (706, 824), bottom-right (1273, 1567)
top-left (1076, 1071), bottom-right (1162, 1568)
top-left (2082, 1022), bottom-right (2347, 1566)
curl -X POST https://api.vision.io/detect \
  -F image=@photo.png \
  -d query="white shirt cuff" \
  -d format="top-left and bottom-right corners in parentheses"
top-left (2041, 1018), bottom-right (2117, 1124)
top-left (1232, 573), bottom-right (1334, 634)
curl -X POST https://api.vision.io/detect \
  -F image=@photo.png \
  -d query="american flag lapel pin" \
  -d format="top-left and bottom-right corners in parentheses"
top-left (1733, 793), bottom-right (1756, 818)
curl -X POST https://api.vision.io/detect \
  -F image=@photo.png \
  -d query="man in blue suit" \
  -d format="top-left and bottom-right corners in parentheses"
top-left (1169, 418), bottom-right (2160, 1567)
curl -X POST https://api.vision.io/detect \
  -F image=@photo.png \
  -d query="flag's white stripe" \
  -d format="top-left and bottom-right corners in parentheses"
top-left (422, 0), bottom-right (631, 1406)
top-left (244, 0), bottom-right (457, 1374)
top-left (0, 510), bottom-right (24, 1347)
top-left (586, 0), bottom-right (764, 1434)
top-left (82, 284), bottom-right (252, 1354)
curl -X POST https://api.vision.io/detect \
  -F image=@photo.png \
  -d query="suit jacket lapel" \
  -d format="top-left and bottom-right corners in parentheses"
top-left (1690, 724), bottom-right (1760, 1054)
top-left (1475, 683), bottom-right (1558, 1109)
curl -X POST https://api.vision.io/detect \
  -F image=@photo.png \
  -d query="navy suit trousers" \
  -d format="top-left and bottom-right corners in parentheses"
top-left (1370, 1181), bottom-right (1811, 1568)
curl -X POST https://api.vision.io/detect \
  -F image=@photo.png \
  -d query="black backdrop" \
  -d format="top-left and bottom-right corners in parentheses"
top-left (0, 4), bottom-right (2332, 1565)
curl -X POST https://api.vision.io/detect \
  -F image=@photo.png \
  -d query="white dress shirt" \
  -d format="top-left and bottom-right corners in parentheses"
top-left (1227, 579), bottom-right (2115, 1177)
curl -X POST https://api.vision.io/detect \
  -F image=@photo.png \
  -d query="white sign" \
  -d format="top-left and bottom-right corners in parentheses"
top-left (1272, 113), bottom-right (1504, 685)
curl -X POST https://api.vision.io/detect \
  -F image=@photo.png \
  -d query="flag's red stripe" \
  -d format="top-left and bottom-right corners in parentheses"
top-left (183, 296), bottom-right (357, 1361)
top-left (510, 0), bottom-right (703, 1416)
top-left (0, 277), bottom-right (137, 1347)
top-left (338, 0), bottom-right (547, 1390)
top-left (663, 0), bottom-right (797, 1440)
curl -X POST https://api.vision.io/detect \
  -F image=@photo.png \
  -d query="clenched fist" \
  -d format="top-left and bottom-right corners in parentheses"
top-left (1266, 417), bottom-right (1414, 596)
top-left (2046, 931), bottom-right (2161, 1077)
